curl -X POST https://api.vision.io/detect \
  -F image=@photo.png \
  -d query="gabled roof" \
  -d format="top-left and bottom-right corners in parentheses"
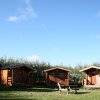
top-left (1, 64), bottom-right (34, 70)
top-left (79, 66), bottom-right (100, 72)
top-left (44, 66), bottom-right (70, 72)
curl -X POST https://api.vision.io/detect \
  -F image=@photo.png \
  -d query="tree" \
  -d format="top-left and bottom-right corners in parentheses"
top-left (33, 61), bottom-right (51, 85)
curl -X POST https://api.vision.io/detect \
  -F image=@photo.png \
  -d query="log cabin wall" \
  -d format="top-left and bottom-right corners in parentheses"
top-left (83, 69), bottom-right (100, 85)
top-left (13, 67), bottom-right (30, 86)
top-left (0, 64), bottom-right (2, 85)
top-left (96, 69), bottom-right (100, 85)
top-left (0, 66), bottom-right (34, 87)
top-left (45, 69), bottom-right (69, 86)
top-left (1, 70), bottom-right (8, 85)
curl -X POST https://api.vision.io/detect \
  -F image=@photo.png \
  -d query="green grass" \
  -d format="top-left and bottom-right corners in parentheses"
top-left (0, 86), bottom-right (100, 100)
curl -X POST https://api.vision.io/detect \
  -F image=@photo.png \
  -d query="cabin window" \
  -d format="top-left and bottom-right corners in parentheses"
top-left (59, 72), bottom-right (64, 77)
top-left (50, 72), bottom-right (55, 76)
top-left (20, 71), bottom-right (25, 76)
top-left (92, 71), bottom-right (96, 76)
top-left (8, 70), bottom-right (12, 77)
top-left (98, 70), bottom-right (100, 76)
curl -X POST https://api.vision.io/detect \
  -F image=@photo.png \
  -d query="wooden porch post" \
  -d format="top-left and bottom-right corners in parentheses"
top-left (86, 74), bottom-right (88, 85)
top-left (12, 69), bottom-right (13, 85)
top-left (45, 72), bottom-right (48, 86)
top-left (82, 72), bottom-right (84, 86)
top-left (0, 68), bottom-right (1, 85)
top-left (7, 70), bottom-right (8, 85)
top-left (0, 65), bottom-right (1, 85)
top-left (67, 72), bottom-right (69, 85)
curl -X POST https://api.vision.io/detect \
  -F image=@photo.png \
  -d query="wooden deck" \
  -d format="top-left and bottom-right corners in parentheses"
top-left (84, 85), bottom-right (100, 89)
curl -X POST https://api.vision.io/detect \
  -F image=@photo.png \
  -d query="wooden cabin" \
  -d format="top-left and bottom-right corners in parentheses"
top-left (44, 67), bottom-right (70, 87)
top-left (80, 66), bottom-right (100, 86)
top-left (0, 64), bottom-right (34, 87)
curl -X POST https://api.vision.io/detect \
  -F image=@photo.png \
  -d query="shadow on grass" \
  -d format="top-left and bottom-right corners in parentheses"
top-left (0, 86), bottom-right (58, 92)
top-left (0, 95), bottom-right (38, 100)
top-left (27, 88), bottom-right (58, 92)
top-left (76, 91), bottom-right (90, 95)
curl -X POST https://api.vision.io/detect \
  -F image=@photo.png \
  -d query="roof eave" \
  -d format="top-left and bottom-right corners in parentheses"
top-left (44, 67), bottom-right (70, 72)
top-left (79, 66), bottom-right (100, 72)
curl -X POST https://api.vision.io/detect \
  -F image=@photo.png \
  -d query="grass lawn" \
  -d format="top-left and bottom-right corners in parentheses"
top-left (0, 86), bottom-right (100, 100)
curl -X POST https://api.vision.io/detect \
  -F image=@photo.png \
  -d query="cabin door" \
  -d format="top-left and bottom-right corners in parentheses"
top-left (7, 69), bottom-right (13, 85)
top-left (91, 75), bottom-right (96, 85)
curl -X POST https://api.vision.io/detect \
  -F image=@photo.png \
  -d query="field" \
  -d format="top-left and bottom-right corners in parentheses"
top-left (0, 86), bottom-right (100, 100)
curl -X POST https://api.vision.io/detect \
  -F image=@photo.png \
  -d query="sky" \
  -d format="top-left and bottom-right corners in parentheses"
top-left (0, 0), bottom-right (100, 66)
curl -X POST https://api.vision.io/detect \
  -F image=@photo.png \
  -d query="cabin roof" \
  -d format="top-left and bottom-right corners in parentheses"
top-left (1, 64), bottom-right (34, 70)
top-left (79, 66), bottom-right (100, 72)
top-left (44, 66), bottom-right (70, 72)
